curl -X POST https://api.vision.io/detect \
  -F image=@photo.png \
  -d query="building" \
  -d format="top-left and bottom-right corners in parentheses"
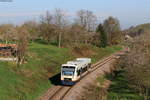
top-left (0, 44), bottom-right (17, 57)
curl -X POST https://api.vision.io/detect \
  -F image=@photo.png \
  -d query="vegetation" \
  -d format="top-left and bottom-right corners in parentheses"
top-left (124, 23), bottom-right (150, 37)
top-left (0, 42), bottom-right (122, 100)
top-left (0, 8), bottom-right (124, 100)
top-left (81, 76), bottom-right (108, 100)
top-left (16, 26), bottom-right (29, 65)
top-left (129, 23), bottom-right (150, 33)
top-left (0, 9), bottom-right (123, 48)
top-left (0, 43), bottom-right (72, 100)
top-left (108, 32), bottom-right (150, 100)
top-left (107, 70), bottom-right (145, 100)
top-left (96, 24), bottom-right (108, 47)
top-left (0, 2), bottom-right (149, 100)
top-left (103, 16), bottom-right (122, 45)
top-left (80, 30), bottom-right (150, 100)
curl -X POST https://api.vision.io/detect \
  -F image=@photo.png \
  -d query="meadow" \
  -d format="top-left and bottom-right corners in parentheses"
top-left (0, 42), bottom-right (122, 100)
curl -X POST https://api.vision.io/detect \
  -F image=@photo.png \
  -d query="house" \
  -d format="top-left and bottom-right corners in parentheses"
top-left (0, 44), bottom-right (17, 57)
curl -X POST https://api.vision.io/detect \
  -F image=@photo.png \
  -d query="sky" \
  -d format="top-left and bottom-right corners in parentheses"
top-left (0, 0), bottom-right (150, 29)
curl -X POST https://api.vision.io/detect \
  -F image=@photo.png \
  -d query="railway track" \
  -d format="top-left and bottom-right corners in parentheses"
top-left (48, 54), bottom-right (115, 100)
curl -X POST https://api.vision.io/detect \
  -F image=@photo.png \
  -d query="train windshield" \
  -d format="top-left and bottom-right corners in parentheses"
top-left (62, 66), bottom-right (75, 76)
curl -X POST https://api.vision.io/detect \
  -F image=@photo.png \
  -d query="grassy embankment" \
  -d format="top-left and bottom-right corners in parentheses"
top-left (106, 70), bottom-right (145, 100)
top-left (0, 42), bottom-right (121, 100)
top-left (82, 70), bottom-right (147, 100)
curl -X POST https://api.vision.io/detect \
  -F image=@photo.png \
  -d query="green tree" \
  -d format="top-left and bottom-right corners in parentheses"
top-left (96, 24), bottom-right (108, 47)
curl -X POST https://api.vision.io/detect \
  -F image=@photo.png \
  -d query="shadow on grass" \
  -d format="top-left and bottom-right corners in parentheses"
top-left (49, 73), bottom-right (61, 86)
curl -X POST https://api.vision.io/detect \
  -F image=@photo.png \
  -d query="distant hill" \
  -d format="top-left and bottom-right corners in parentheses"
top-left (127, 23), bottom-right (150, 37)
top-left (132, 23), bottom-right (150, 32)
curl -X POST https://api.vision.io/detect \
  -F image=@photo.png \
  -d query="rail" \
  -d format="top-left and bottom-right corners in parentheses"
top-left (48, 55), bottom-right (114, 100)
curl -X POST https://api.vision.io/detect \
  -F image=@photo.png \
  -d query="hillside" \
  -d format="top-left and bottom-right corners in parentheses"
top-left (131, 23), bottom-right (150, 33)
top-left (0, 43), bottom-right (122, 100)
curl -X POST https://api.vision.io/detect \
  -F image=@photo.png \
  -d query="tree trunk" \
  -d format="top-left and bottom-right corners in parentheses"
top-left (6, 39), bottom-right (8, 44)
top-left (144, 88), bottom-right (148, 100)
top-left (58, 32), bottom-right (62, 48)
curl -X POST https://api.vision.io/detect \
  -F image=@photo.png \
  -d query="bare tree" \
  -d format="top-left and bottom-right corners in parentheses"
top-left (76, 9), bottom-right (98, 32)
top-left (16, 26), bottom-right (29, 65)
top-left (39, 11), bottom-right (57, 44)
top-left (119, 33), bottom-right (150, 100)
top-left (40, 11), bottom-right (53, 25)
top-left (23, 21), bottom-right (39, 42)
top-left (0, 24), bottom-right (17, 43)
top-left (68, 24), bottom-right (87, 44)
top-left (53, 8), bottom-right (68, 47)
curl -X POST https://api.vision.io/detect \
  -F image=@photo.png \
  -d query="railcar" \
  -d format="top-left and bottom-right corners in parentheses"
top-left (61, 58), bottom-right (91, 85)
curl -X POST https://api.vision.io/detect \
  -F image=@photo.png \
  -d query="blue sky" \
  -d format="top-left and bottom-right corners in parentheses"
top-left (0, 0), bottom-right (150, 29)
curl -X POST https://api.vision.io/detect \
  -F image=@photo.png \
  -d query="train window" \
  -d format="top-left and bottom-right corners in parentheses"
top-left (63, 66), bottom-right (75, 69)
top-left (63, 71), bottom-right (74, 76)
top-left (77, 69), bottom-right (80, 76)
top-left (62, 66), bottom-right (75, 76)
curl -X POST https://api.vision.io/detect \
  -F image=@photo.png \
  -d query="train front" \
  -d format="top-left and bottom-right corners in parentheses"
top-left (61, 64), bottom-right (77, 85)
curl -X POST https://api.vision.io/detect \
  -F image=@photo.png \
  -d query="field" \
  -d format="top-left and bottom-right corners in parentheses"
top-left (0, 42), bottom-right (122, 100)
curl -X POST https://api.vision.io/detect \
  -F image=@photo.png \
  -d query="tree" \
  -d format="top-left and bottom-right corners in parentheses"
top-left (103, 16), bottom-right (121, 45)
top-left (39, 11), bottom-right (57, 44)
top-left (53, 8), bottom-right (68, 48)
top-left (23, 21), bottom-right (39, 42)
top-left (0, 24), bottom-right (17, 43)
top-left (76, 9), bottom-right (97, 32)
top-left (69, 24), bottom-right (88, 44)
top-left (119, 33), bottom-right (150, 100)
top-left (96, 24), bottom-right (108, 47)
top-left (40, 11), bottom-right (53, 25)
top-left (16, 26), bottom-right (29, 65)
top-left (37, 9), bottom-right (100, 46)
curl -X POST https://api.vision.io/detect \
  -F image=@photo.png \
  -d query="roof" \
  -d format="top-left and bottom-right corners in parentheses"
top-left (0, 44), bottom-right (17, 48)
top-left (62, 58), bottom-right (91, 69)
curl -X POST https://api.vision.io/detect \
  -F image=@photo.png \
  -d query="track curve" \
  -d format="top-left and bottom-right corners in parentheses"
top-left (39, 51), bottom-right (125, 100)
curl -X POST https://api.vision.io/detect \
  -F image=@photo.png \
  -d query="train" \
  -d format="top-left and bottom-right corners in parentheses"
top-left (61, 58), bottom-right (91, 85)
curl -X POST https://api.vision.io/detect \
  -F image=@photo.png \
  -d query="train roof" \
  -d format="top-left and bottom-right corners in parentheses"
top-left (62, 58), bottom-right (91, 68)
top-left (76, 58), bottom-right (91, 63)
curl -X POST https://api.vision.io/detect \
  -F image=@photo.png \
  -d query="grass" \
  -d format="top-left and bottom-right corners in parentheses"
top-left (91, 45), bottom-right (122, 63)
top-left (0, 42), bottom-right (122, 100)
top-left (97, 76), bottom-right (106, 85)
top-left (106, 70), bottom-right (145, 100)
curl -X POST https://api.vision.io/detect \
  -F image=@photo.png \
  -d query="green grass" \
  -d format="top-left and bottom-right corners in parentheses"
top-left (0, 42), bottom-right (122, 100)
top-left (97, 76), bottom-right (106, 85)
top-left (106, 70), bottom-right (144, 100)
top-left (91, 45), bottom-right (122, 63)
